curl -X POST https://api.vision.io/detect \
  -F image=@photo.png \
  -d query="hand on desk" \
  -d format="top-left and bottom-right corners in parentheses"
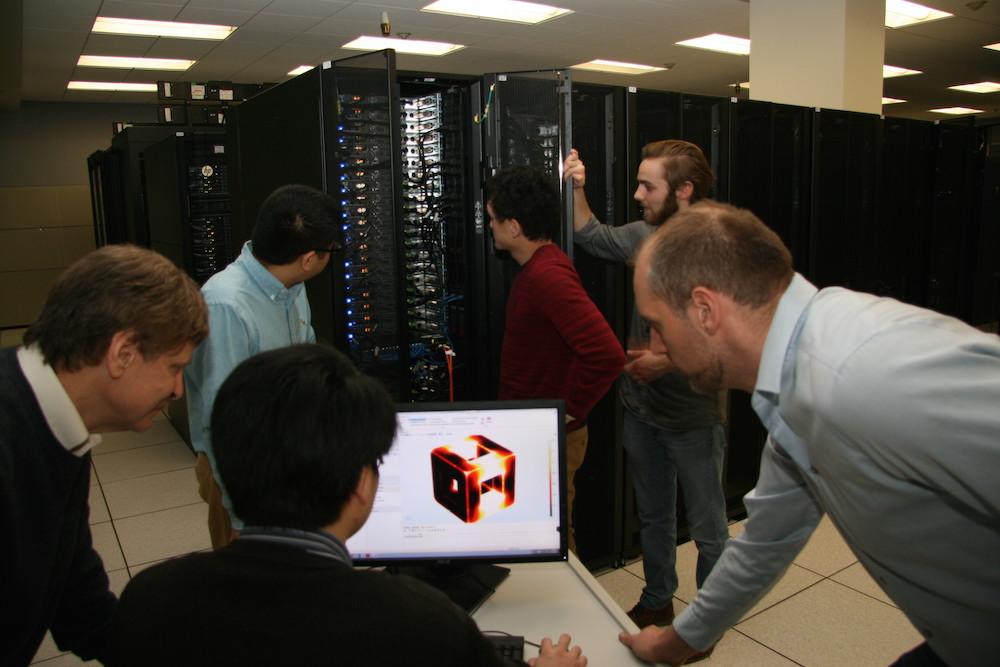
top-left (618, 624), bottom-right (698, 665)
top-left (528, 634), bottom-right (587, 666)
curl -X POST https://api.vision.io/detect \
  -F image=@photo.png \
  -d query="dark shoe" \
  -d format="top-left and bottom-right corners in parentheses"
top-left (626, 601), bottom-right (675, 627)
top-left (684, 643), bottom-right (715, 664)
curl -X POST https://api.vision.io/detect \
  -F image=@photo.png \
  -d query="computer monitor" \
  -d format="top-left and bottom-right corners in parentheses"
top-left (347, 399), bottom-right (567, 612)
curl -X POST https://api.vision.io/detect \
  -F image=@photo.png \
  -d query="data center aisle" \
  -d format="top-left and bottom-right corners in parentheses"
top-left (15, 366), bottom-right (922, 666)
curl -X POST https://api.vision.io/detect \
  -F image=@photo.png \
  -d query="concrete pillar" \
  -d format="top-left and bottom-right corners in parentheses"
top-left (749, 0), bottom-right (885, 114)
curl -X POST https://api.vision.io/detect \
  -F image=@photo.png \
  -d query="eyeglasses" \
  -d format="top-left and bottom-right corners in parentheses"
top-left (312, 243), bottom-right (344, 255)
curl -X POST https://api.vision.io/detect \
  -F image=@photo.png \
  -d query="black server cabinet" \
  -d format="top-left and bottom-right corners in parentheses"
top-left (227, 51), bottom-right (410, 395)
top-left (880, 117), bottom-right (936, 308)
top-left (972, 124), bottom-right (1000, 328)
top-left (329, 52), bottom-right (409, 396)
top-left (88, 125), bottom-right (206, 248)
top-left (631, 90), bottom-right (729, 213)
top-left (728, 99), bottom-right (812, 274)
top-left (810, 109), bottom-right (884, 293)
top-left (144, 131), bottom-right (234, 285)
top-left (88, 149), bottom-right (124, 248)
top-left (927, 119), bottom-right (983, 322)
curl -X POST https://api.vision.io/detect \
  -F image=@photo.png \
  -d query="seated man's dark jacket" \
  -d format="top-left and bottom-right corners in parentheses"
top-left (107, 538), bottom-right (524, 666)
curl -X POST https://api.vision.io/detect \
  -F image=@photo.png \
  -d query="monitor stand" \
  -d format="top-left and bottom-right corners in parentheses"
top-left (388, 563), bottom-right (511, 614)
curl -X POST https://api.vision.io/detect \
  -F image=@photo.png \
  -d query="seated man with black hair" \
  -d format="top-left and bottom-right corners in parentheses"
top-left (108, 343), bottom-right (587, 667)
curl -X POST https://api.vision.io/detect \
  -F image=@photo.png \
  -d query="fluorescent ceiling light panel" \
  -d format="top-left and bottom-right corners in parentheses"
top-left (885, 0), bottom-right (952, 28)
top-left (421, 0), bottom-right (572, 24)
top-left (571, 60), bottom-right (666, 75)
top-left (986, 43), bottom-right (1000, 52)
top-left (288, 65), bottom-right (314, 76)
top-left (77, 55), bottom-right (194, 70)
top-left (948, 81), bottom-right (1000, 93)
top-left (929, 106), bottom-right (983, 115)
top-left (92, 17), bottom-right (236, 40)
top-left (883, 65), bottom-right (922, 78)
top-left (67, 81), bottom-right (158, 92)
top-left (882, 97), bottom-right (906, 104)
top-left (342, 36), bottom-right (465, 56)
top-left (729, 82), bottom-right (750, 88)
top-left (675, 34), bottom-right (750, 56)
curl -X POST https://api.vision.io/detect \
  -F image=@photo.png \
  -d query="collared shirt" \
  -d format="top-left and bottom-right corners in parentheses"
top-left (183, 242), bottom-right (315, 529)
top-left (673, 273), bottom-right (1000, 666)
top-left (16, 345), bottom-right (102, 456)
top-left (238, 526), bottom-right (352, 567)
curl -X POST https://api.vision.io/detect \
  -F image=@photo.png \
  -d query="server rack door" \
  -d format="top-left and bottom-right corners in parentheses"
top-left (568, 83), bottom-right (629, 569)
top-left (476, 69), bottom-right (574, 396)
top-left (680, 93), bottom-right (730, 203)
top-left (327, 49), bottom-right (408, 397)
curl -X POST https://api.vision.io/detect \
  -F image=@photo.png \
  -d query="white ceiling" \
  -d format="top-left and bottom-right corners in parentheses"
top-left (8, 0), bottom-right (1000, 121)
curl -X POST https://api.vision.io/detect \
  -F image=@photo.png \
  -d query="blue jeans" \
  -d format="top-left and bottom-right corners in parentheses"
top-left (624, 411), bottom-right (728, 609)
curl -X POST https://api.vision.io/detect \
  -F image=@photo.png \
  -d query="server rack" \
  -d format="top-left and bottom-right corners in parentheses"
top-left (928, 118), bottom-right (983, 322)
top-left (143, 131), bottom-right (234, 285)
top-left (88, 125), bottom-right (205, 248)
top-left (228, 56), bottom-right (579, 404)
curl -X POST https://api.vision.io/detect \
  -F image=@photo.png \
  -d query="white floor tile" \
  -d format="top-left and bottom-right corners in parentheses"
top-left (793, 515), bottom-right (858, 577)
top-left (101, 467), bottom-right (201, 520)
top-left (92, 440), bottom-right (195, 484)
top-left (734, 579), bottom-right (924, 666)
top-left (30, 632), bottom-right (66, 664)
top-left (30, 651), bottom-right (88, 666)
top-left (830, 562), bottom-right (897, 607)
top-left (88, 484), bottom-right (109, 524)
top-left (703, 629), bottom-right (800, 666)
top-left (595, 567), bottom-right (645, 612)
top-left (96, 419), bottom-right (184, 455)
top-left (90, 520), bottom-right (125, 572)
top-left (114, 502), bottom-right (210, 567)
top-left (738, 564), bottom-right (824, 622)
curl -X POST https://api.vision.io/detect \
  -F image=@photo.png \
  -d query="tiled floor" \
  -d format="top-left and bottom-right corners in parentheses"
top-left (14, 332), bottom-right (922, 665)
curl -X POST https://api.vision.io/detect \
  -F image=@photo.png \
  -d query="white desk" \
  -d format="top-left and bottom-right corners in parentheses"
top-left (472, 552), bottom-right (656, 665)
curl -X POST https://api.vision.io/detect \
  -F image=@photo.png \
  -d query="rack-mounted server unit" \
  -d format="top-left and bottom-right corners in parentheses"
top-left (143, 130), bottom-right (234, 285)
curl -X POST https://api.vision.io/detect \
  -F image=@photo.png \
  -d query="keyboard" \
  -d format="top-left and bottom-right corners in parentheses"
top-left (486, 634), bottom-right (525, 662)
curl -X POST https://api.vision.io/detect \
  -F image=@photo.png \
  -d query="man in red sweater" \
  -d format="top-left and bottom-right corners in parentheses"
top-left (487, 165), bottom-right (625, 553)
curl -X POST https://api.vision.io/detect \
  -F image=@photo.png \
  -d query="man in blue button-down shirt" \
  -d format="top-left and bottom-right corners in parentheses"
top-left (184, 184), bottom-right (342, 550)
top-left (619, 200), bottom-right (1000, 667)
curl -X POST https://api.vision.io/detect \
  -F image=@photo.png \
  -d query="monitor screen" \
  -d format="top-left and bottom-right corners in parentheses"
top-left (347, 399), bottom-right (567, 566)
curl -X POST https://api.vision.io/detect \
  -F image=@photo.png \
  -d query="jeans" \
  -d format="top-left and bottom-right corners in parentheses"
top-left (624, 411), bottom-right (728, 609)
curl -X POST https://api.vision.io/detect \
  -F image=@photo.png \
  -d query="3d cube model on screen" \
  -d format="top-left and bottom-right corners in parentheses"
top-left (431, 435), bottom-right (516, 523)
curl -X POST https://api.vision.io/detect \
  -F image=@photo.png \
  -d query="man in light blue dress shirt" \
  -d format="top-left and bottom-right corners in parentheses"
top-left (184, 184), bottom-right (342, 549)
top-left (619, 200), bottom-right (1000, 667)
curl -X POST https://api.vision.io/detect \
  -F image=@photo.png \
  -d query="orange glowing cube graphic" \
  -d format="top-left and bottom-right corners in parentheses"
top-left (430, 435), bottom-right (516, 523)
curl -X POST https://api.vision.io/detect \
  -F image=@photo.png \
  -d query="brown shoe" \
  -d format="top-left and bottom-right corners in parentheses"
top-left (626, 601), bottom-right (675, 627)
